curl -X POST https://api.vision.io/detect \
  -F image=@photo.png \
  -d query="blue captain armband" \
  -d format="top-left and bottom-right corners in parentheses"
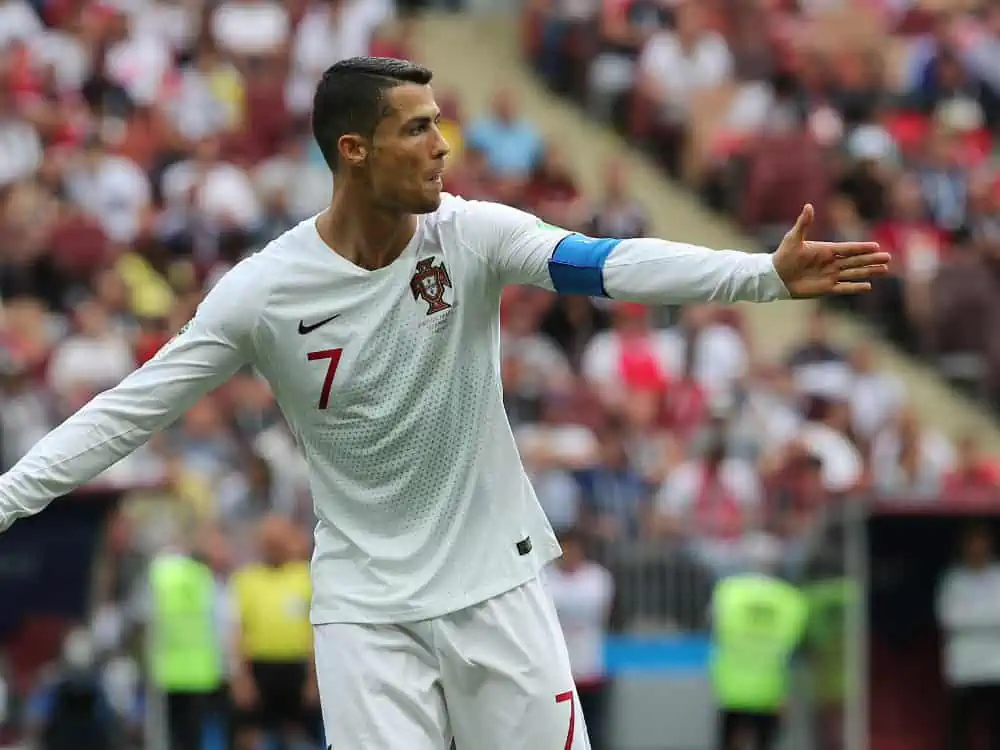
top-left (547, 234), bottom-right (622, 297)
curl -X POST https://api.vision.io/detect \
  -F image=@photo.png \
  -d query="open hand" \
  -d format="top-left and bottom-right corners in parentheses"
top-left (773, 204), bottom-right (891, 298)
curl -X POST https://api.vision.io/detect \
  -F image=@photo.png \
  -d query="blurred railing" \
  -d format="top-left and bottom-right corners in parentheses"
top-left (588, 539), bottom-right (716, 634)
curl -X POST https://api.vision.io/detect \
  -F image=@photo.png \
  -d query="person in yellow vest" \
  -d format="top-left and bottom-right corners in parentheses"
top-left (148, 537), bottom-right (226, 750)
top-left (230, 515), bottom-right (318, 750)
top-left (709, 537), bottom-right (809, 750)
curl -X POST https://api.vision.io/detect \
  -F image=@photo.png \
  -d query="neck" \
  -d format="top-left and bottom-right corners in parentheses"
top-left (319, 184), bottom-right (418, 270)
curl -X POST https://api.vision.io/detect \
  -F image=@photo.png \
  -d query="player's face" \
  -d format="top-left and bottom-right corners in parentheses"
top-left (368, 83), bottom-right (450, 214)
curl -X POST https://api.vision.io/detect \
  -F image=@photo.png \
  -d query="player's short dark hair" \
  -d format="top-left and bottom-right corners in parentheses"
top-left (311, 56), bottom-right (433, 172)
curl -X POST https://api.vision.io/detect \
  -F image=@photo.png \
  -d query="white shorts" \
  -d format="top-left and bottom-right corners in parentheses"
top-left (314, 577), bottom-right (592, 749)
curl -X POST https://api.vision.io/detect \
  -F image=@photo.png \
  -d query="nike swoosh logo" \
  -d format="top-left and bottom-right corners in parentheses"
top-left (298, 314), bottom-right (340, 335)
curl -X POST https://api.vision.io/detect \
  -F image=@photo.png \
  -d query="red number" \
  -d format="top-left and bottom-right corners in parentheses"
top-left (556, 691), bottom-right (575, 750)
top-left (308, 348), bottom-right (343, 410)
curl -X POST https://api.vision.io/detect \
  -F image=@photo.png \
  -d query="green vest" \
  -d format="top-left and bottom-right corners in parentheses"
top-left (149, 555), bottom-right (222, 693)
top-left (710, 574), bottom-right (808, 711)
top-left (803, 577), bottom-right (855, 706)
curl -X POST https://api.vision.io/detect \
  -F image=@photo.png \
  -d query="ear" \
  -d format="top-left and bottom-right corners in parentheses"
top-left (337, 133), bottom-right (368, 169)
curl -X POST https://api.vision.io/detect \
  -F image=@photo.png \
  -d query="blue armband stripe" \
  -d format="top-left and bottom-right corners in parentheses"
top-left (548, 234), bottom-right (621, 297)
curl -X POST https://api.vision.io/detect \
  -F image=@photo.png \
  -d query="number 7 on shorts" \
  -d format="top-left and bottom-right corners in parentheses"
top-left (556, 691), bottom-right (575, 750)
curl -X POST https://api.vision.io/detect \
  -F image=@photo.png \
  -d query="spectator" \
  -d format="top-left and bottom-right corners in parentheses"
top-left (786, 309), bottom-right (851, 402)
top-left (369, 16), bottom-right (418, 61)
top-left (846, 342), bottom-right (905, 450)
top-left (916, 126), bottom-right (969, 235)
top-left (522, 142), bottom-right (586, 228)
top-left (966, 167), bottom-right (1000, 249)
top-left (466, 88), bottom-right (543, 182)
top-left (666, 304), bottom-right (748, 403)
top-left (168, 41), bottom-right (245, 145)
top-left (47, 297), bottom-right (136, 415)
top-left (25, 628), bottom-right (126, 750)
top-left (906, 10), bottom-right (961, 93)
top-left (578, 422), bottom-right (651, 543)
top-left (654, 416), bottom-right (762, 578)
top-left (195, 522), bottom-right (239, 746)
top-left (231, 515), bottom-right (320, 750)
top-left (126, 0), bottom-right (202, 56)
top-left (544, 527), bottom-right (614, 750)
top-left (210, 0), bottom-right (291, 62)
top-left (739, 104), bottom-right (831, 247)
top-left (634, 0), bottom-right (732, 174)
top-left (91, 508), bottom-right (147, 655)
top-left (218, 452), bottom-right (281, 531)
top-left (796, 396), bottom-right (864, 495)
top-left (0, 70), bottom-right (45, 188)
top-left (1, 296), bottom-right (55, 374)
top-left (636, 1), bottom-right (732, 115)
top-left (516, 392), bottom-right (598, 532)
top-left (104, 7), bottom-right (175, 108)
top-left (709, 541), bottom-right (808, 750)
top-left (584, 158), bottom-right (649, 240)
top-left (0, 0), bottom-right (41, 49)
top-left (148, 540), bottom-right (226, 750)
top-left (914, 44), bottom-right (998, 132)
top-left (870, 173), bottom-right (947, 351)
top-left (729, 364), bottom-right (802, 462)
top-left (161, 134), bottom-right (264, 240)
top-left (722, 70), bottom-right (803, 146)
top-left (937, 523), bottom-right (1000, 750)
top-left (839, 118), bottom-right (895, 225)
top-left (582, 301), bottom-right (674, 411)
top-left (444, 142), bottom-right (499, 201)
top-left (945, 435), bottom-right (1000, 499)
top-left (253, 130), bottom-right (333, 228)
top-left (765, 444), bottom-right (828, 573)
top-left (621, 387), bottom-right (679, 486)
top-left (287, 0), bottom-right (393, 116)
top-left (586, 0), bottom-right (668, 123)
top-left (871, 405), bottom-right (955, 501)
top-left (0, 340), bottom-right (52, 471)
top-left (540, 294), bottom-right (612, 369)
top-left (63, 135), bottom-right (151, 246)
top-left (532, 0), bottom-right (600, 96)
top-left (502, 290), bottom-right (575, 405)
top-left (963, 6), bottom-right (1000, 107)
top-left (169, 396), bottom-right (240, 491)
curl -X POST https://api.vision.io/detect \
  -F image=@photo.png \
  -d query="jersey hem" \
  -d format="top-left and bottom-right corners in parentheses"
top-left (308, 548), bottom-right (560, 625)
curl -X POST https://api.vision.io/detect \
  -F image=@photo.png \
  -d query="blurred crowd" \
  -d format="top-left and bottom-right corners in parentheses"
top-left (527, 0), bottom-right (1000, 406)
top-left (2, 0), bottom-right (1000, 744)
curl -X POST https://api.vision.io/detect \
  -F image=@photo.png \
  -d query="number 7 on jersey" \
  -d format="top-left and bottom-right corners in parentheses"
top-left (308, 348), bottom-right (343, 410)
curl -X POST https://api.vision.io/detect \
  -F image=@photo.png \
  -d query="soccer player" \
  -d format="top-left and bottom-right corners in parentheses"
top-left (0, 57), bottom-right (889, 749)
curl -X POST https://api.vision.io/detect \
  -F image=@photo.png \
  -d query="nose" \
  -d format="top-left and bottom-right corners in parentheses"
top-left (432, 124), bottom-right (450, 161)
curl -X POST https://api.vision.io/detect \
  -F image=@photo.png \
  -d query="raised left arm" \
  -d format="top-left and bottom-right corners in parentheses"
top-left (460, 200), bottom-right (888, 303)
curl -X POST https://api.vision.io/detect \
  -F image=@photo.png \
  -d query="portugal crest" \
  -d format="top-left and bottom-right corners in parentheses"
top-left (410, 257), bottom-right (452, 315)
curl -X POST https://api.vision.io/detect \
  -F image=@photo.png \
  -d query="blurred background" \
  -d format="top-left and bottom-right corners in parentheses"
top-left (1, 0), bottom-right (1000, 748)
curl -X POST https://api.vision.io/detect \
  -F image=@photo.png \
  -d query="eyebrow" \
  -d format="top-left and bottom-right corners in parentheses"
top-left (402, 111), bottom-right (442, 128)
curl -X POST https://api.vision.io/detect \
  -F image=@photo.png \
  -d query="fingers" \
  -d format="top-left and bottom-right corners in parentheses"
top-left (789, 204), bottom-right (815, 242)
top-left (832, 281), bottom-right (873, 294)
top-left (836, 251), bottom-right (892, 270)
top-left (809, 241), bottom-right (882, 255)
top-left (838, 265), bottom-right (890, 281)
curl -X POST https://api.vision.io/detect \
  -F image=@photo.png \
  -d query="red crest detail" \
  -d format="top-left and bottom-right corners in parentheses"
top-left (410, 257), bottom-right (452, 315)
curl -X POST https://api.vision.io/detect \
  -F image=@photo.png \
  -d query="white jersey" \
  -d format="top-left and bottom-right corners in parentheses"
top-left (0, 194), bottom-right (789, 623)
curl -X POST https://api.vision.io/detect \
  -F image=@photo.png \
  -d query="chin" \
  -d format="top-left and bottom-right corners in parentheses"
top-left (409, 189), bottom-right (443, 214)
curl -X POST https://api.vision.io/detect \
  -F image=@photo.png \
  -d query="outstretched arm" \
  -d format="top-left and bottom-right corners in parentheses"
top-left (461, 200), bottom-right (889, 303)
top-left (0, 257), bottom-right (270, 532)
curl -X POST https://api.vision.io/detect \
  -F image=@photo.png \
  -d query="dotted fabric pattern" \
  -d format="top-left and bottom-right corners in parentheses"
top-left (249, 197), bottom-right (561, 623)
